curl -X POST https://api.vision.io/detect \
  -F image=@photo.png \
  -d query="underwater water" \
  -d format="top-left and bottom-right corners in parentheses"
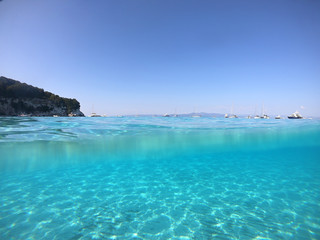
top-left (0, 117), bottom-right (319, 240)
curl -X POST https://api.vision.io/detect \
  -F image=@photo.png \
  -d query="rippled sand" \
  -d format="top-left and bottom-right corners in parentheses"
top-left (1, 149), bottom-right (319, 239)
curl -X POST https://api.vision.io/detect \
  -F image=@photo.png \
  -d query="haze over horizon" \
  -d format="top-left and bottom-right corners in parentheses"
top-left (1, 0), bottom-right (319, 117)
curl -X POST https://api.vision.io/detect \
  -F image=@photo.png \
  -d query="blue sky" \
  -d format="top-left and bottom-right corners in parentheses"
top-left (0, 0), bottom-right (319, 116)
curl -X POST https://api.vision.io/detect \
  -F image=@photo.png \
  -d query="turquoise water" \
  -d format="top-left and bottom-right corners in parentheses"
top-left (0, 117), bottom-right (320, 239)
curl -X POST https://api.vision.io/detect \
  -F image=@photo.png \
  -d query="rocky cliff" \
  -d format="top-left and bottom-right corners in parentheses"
top-left (0, 76), bottom-right (84, 116)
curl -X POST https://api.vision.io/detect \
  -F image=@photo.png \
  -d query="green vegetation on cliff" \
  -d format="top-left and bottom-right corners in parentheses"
top-left (0, 76), bottom-right (83, 116)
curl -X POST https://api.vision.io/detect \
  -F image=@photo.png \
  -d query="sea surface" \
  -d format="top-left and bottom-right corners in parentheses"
top-left (0, 117), bottom-right (319, 240)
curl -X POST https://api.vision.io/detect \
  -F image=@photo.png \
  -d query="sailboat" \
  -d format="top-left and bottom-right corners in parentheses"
top-left (229, 103), bottom-right (238, 118)
top-left (173, 108), bottom-right (178, 117)
top-left (89, 105), bottom-right (101, 117)
top-left (253, 105), bottom-right (260, 119)
top-left (192, 107), bottom-right (201, 117)
top-left (260, 103), bottom-right (269, 119)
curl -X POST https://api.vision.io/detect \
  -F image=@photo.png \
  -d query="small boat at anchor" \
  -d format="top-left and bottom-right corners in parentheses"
top-left (288, 111), bottom-right (303, 119)
top-left (89, 113), bottom-right (102, 117)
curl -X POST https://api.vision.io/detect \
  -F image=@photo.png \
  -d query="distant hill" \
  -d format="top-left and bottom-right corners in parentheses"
top-left (124, 112), bottom-right (226, 117)
top-left (0, 76), bottom-right (84, 116)
top-left (175, 112), bottom-right (225, 117)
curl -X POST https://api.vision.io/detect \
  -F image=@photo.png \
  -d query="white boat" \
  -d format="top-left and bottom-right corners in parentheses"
top-left (163, 113), bottom-right (170, 117)
top-left (192, 107), bottom-right (201, 117)
top-left (259, 103), bottom-right (269, 119)
top-left (89, 113), bottom-right (101, 117)
top-left (89, 105), bottom-right (101, 117)
top-left (288, 111), bottom-right (303, 119)
top-left (230, 104), bottom-right (238, 118)
top-left (225, 104), bottom-right (238, 118)
top-left (173, 108), bottom-right (178, 117)
top-left (275, 115), bottom-right (281, 119)
top-left (225, 113), bottom-right (238, 118)
top-left (254, 115), bottom-right (260, 119)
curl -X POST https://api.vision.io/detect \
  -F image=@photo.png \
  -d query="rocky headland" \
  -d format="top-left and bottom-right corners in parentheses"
top-left (0, 76), bottom-right (84, 116)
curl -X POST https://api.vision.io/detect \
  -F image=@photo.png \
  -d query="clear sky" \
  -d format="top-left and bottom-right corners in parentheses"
top-left (0, 0), bottom-right (319, 116)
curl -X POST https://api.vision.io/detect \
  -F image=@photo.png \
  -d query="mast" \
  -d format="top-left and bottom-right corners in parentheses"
top-left (231, 103), bottom-right (234, 115)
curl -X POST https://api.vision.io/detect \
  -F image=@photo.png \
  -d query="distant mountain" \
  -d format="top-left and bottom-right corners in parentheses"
top-left (0, 76), bottom-right (84, 116)
top-left (124, 112), bottom-right (226, 117)
top-left (176, 112), bottom-right (225, 117)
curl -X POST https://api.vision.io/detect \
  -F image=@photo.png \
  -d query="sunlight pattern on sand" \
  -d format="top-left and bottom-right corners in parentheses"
top-left (0, 117), bottom-right (319, 239)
